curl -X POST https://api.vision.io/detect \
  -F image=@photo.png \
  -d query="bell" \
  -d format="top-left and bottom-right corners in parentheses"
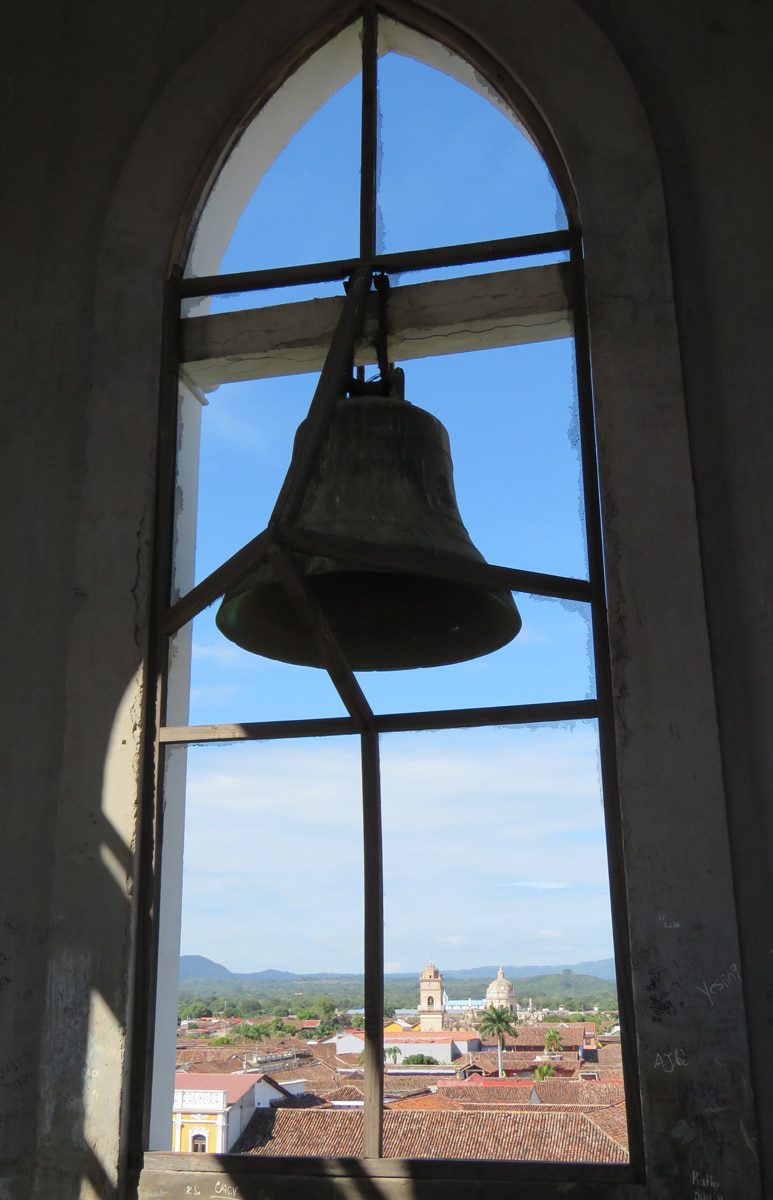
top-left (216, 392), bottom-right (521, 670)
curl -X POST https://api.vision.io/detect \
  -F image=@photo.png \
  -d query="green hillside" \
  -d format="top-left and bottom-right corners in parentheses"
top-left (178, 966), bottom-right (617, 1017)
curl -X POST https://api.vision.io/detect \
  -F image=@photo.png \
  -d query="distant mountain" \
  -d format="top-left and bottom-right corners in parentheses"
top-left (179, 955), bottom-right (233, 980)
top-left (569, 959), bottom-right (616, 981)
top-left (179, 957), bottom-right (301, 982)
top-left (180, 955), bottom-right (616, 983)
top-left (444, 960), bottom-right (616, 982)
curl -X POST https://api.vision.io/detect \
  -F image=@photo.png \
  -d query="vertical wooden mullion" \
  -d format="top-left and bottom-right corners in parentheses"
top-left (360, 1), bottom-right (378, 261)
top-left (359, 2), bottom-right (383, 1157)
top-left (360, 729), bottom-right (384, 1158)
top-left (127, 267), bottom-right (182, 1173)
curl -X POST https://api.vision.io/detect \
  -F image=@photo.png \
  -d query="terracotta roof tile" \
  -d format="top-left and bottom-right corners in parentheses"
top-left (267, 1063), bottom-right (341, 1100)
top-left (269, 1093), bottom-right (328, 1109)
top-left (236, 1107), bottom-right (628, 1162)
top-left (459, 1050), bottom-right (576, 1076)
top-left (441, 1084), bottom-right (532, 1104)
top-left (174, 1072), bottom-right (258, 1106)
top-left (531, 1080), bottom-right (625, 1107)
top-left (333, 1053), bottom-right (364, 1069)
top-left (382, 1075), bottom-right (450, 1095)
top-left (327, 1085), bottom-right (364, 1102)
top-left (388, 1092), bottom-right (459, 1112)
top-left (176, 1052), bottom-right (248, 1074)
top-left (508, 1024), bottom-right (585, 1051)
top-left (586, 1102), bottom-right (630, 1153)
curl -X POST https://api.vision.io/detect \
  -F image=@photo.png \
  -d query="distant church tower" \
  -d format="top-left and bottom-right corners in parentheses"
top-left (419, 962), bottom-right (444, 1031)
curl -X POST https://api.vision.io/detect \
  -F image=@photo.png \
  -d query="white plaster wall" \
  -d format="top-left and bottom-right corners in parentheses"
top-left (226, 1093), bottom-right (257, 1149)
top-left (384, 1040), bottom-right (454, 1064)
top-left (147, 382), bottom-right (202, 1152)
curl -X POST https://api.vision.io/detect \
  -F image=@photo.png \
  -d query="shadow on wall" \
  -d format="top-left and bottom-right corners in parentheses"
top-left (0, 666), bottom-right (145, 1200)
top-left (135, 1152), bottom-right (631, 1199)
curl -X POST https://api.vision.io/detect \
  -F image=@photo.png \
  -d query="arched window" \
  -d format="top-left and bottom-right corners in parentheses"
top-left (190, 1133), bottom-right (207, 1153)
top-left (147, 3), bottom-right (641, 1180)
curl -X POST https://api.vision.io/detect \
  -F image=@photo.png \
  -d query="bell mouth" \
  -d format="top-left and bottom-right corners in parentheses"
top-left (215, 568), bottom-right (522, 671)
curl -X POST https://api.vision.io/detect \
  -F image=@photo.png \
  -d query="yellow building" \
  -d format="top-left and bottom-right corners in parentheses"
top-left (384, 1020), bottom-right (418, 1035)
top-left (172, 1072), bottom-right (299, 1153)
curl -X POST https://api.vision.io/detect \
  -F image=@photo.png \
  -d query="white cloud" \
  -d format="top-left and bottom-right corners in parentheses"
top-left (497, 881), bottom-right (573, 890)
top-left (179, 725), bottom-right (615, 971)
top-left (437, 934), bottom-right (472, 950)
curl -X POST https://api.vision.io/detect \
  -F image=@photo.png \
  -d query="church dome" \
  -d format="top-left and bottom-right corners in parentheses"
top-left (420, 962), bottom-right (442, 981)
top-left (485, 966), bottom-right (516, 1011)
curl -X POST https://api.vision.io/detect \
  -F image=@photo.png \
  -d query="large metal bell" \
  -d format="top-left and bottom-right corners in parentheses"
top-left (216, 393), bottom-right (522, 670)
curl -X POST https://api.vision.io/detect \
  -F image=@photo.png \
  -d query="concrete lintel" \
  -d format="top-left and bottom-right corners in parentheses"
top-left (180, 262), bottom-right (572, 390)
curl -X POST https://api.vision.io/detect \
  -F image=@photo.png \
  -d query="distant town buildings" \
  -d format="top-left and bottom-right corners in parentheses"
top-left (172, 960), bottom-right (624, 1162)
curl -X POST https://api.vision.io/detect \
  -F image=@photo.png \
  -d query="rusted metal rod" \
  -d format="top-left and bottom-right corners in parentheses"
top-left (159, 699), bottom-right (599, 746)
top-left (269, 266), bottom-right (371, 531)
top-left (282, 525), bottom-right (592, 603)
top-left (177, 230), bottom-right (572, 300)
top-left (163, 529), bottom-right (271, 636)
top-left (268, 545), bottom-right (374, 730)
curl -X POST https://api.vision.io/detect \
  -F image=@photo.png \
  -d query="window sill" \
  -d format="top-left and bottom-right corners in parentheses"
top-left (138, 1151), bottom-right (644, 1199)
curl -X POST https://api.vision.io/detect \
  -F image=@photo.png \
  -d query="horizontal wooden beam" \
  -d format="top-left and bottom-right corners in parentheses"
top-left (181, 262), bottom-right (572, 390)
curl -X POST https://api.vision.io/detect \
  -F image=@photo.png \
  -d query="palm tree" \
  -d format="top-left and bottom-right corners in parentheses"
top-left (384, 1045), bottom-right (402, 1065)
top-left (478, 1006), bottom-right (518, 1078)
top-left (533, 1063), bottom-right (556, 1081)
top-left (544, 1028), bottom-right (563, 1054)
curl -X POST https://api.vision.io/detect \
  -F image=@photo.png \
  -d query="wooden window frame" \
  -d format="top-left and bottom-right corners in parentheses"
top-left (134, 6), bottom-right (644, 1194)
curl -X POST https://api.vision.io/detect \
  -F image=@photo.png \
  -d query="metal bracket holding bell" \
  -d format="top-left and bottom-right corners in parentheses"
top-left (346, 270), bottom-right (404, 399)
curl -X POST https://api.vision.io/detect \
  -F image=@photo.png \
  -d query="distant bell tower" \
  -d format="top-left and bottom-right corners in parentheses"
top-left (419, 962), bottom-right (444, 1031)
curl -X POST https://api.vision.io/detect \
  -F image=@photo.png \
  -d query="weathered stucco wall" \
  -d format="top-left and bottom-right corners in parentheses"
top-left (574, 6), bottom-right (773, 1188)
top-left (1, 2), bottom-right (771, 1198)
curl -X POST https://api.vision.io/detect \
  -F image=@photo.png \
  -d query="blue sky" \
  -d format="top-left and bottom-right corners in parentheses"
top-left (177, 42), bottom-right (615, 975)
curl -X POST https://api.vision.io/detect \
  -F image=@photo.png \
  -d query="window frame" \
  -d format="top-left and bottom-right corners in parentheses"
top-left (133, 5), bottom-right (647, 1193)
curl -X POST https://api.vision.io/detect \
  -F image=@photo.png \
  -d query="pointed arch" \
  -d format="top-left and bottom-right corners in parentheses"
top-left (75, 0), bottom-right (755, 1190)
top-left (185, 10), bottom-right (571, 284)
top-left (185, 20), bottom-right (364, 280)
